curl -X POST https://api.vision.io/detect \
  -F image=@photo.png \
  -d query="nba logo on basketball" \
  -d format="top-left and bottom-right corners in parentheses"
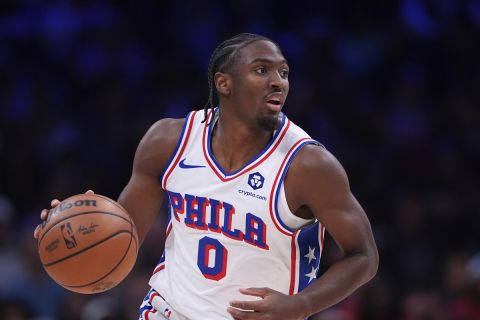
top-left (248, 172), bottom-right (265, 190)
top-left (60, 222), bottom-right (77, 249)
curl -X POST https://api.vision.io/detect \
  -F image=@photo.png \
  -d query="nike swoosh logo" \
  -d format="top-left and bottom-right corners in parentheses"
top-left (179, 158), bottom-right (206, 169)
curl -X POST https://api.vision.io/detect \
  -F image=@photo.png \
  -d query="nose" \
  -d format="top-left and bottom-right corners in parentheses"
top-left (270, 71), bottom-right (288, 92)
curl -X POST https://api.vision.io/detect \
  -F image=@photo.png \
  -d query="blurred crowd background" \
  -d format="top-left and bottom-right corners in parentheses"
top-left (1, 1), bottom-right (479, 319)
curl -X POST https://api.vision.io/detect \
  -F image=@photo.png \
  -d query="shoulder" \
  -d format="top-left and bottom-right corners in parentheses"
top-left (284, 144), bottom-right (350, 212)
top-left (290, 144), bottom-right (347, 182)
top-left (133, 118), bottom-right (186, 176)
top-left (141, 118), bottom-right (185, 148)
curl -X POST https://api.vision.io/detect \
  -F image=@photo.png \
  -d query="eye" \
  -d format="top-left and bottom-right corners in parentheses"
top-left (280, 69), bottom-right (289, 78)
top-left (255, 66), bottom-right (267, 75)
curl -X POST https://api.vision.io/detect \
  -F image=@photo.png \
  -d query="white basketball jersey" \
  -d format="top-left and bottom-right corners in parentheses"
top-left (148, 110), bottom-right (325, 320)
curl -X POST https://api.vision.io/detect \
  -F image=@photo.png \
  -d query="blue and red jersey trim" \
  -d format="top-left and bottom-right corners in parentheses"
top-left (269, 138), bottom-right (320, 236)
top-left (202, 110), bottom-right (290, 182)
top-left (139, 288), bottom-right (160, 320)
top-left (152, 208), bottom-right (173, 275)
top-left (289, 222), bottom-right (325, 295)
top-left (263, 136), bottom-right (324, 294)
top-left (161, 110), bottom-right (198, 190)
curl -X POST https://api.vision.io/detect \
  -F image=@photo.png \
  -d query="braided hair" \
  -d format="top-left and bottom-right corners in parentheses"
top-left (202, 33), bottom-right (278, 122)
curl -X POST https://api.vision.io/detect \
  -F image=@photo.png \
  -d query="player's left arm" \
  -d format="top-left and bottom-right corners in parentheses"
top-left (228, 144), bottom-right (379, 320)
top-left (289, 145), bottom-right (379, 316)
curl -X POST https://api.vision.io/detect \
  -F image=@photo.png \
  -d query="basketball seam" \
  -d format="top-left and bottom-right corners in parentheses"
top-left (38, 211), bottom-right (133, 246)
top-left (63, 233), bottom-right (138, 289)
top-left (94, 195), bottom-right (131, 219)
top-left (42, 230), bottom-right (133, 267)
top-left (95, 195), bottom-right (137, 233)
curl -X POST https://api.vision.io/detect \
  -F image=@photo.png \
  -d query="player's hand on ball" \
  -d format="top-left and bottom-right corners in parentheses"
top-left (33, 190), bottom-right (94, 239)
top-left (227, 287), bottom-right (308, 320)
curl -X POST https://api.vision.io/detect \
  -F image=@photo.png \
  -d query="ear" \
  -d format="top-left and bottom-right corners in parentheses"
top-left (214, 72), bottom-right (231, 96)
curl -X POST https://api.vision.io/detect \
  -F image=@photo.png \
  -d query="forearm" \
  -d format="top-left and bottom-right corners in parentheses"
top-left (117, 176), bottom-right (164, 244)
top-left (296, 251), bottom-right (378, 317)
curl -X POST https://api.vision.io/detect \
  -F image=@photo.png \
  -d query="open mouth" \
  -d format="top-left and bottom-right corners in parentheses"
top-left (266, 98), bottom-right (282, 111)
top-left (267, 99), bottom-right (281, 105)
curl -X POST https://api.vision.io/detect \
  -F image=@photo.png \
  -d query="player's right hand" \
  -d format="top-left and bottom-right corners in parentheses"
top-left (33, 190), bottom-right (94, 239)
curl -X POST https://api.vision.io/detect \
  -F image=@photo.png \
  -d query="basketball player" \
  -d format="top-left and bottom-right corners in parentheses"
top-left (35, 33), bottom-right (378, 319)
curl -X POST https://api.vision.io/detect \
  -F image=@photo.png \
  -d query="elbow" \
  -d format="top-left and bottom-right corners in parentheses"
top-left (365, 246), bottom-right (379, 282)
top-left (343, 245), bottom-right (379, 285)
top-left (353, 244), bottom-right (379, 283)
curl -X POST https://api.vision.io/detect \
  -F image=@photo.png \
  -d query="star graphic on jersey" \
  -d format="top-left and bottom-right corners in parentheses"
top-left (304, 246), bottom-right (316, 264)
top-left (305, 266), bottom-right (319, 283)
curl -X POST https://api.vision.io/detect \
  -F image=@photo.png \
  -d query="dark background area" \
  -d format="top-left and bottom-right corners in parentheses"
top-left (1, 1), bottom-right (479, 319)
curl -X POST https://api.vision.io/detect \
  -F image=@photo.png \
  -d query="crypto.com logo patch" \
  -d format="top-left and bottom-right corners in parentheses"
top-left (248, 172), bottom-right (265, 190)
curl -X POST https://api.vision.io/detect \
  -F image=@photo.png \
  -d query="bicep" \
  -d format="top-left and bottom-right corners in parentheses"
top-left (289, 147), bottom-right (376, 255)
top-left (117, 118), bottom-right (183, 244)
top-left (317, 192), bottom-right (375, 256)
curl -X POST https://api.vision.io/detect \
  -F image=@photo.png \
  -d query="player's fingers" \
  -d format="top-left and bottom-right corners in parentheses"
top-left (33, 225), bottom-right (40, 239)
top-left (51, 199), bottom-right (60, 208)
top-left (40, 209), bottom-right (49, 220)
top-left (229, 300), bottom-right (265, 312)
top-left (227, 307), bottom-right (256, 320)
top-left (85, 190), bottom-right (94, 194)
top-left (239, 287), bottom-right (270, 298)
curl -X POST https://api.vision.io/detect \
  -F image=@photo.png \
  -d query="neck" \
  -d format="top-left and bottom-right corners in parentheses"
top-left (210, 109), bottom-right (273, 173)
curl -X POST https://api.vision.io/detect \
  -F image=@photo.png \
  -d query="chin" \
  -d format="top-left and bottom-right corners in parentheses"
top-left (257, 113), bottom-right (281, 132)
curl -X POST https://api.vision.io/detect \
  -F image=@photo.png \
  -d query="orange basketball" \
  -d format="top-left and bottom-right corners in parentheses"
top-left (37, 193), bottom-right (138, 294)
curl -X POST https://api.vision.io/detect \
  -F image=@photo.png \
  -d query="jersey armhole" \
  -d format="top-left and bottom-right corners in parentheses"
top-left (270, 139), bottom-right (323, 233)
top-left (159, 111), bottom-right (196, 189)
top-left (277, 182), bottom-right (314, 230)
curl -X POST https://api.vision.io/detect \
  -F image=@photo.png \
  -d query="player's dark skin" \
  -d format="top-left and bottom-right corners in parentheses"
top-left (35, 40), bottom-right (378, 320)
